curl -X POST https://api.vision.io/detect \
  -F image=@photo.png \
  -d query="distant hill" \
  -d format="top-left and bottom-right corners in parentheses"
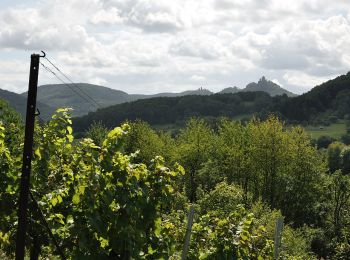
top-left (15, 78), bottom-right (294, 117)
top-left (243, 77), bottom-right (297, 97)
top-left (153, 88), bottom-right (213, 97)
top-left (219, 87), bottom-right (240, 94)
top-left (219, 77), bottom-right (296, 97)
top-left (0, 88), bottom-right (54, 119)
top-left (20, 83), bottom-right (140, 117)
top-left (3, 72), bottom-right (349, 128)
top-left (20, 84), bottom-right (213, 117)
top-left (73, 72), bottom-right (350, 131)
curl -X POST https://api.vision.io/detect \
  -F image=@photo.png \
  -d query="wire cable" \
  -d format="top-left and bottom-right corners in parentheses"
top-left (40, 61), bottom-right (100, 109)
top-left (35, 109), bottom-right (45, 124)
top-left (43, 57), bottom-right (101, 108)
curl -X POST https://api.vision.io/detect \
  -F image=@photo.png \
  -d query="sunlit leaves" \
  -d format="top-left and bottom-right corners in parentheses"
top-left (188, 208), bottom-right (273, 259)
top-left (0, 107), bottom-right (318, 259)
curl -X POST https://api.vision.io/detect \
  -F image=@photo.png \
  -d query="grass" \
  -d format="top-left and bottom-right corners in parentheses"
top-left (304, 121), bottom-right (347, 139)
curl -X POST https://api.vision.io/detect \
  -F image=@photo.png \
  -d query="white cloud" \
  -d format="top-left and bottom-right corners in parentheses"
top-left (190, 75), bottom-right (206, 82)
top-left (89, 76), bottom-right (108, 86)
top-left (128, 1), bottom-right (187, 32)
top-left (271, 78), bottom-right (283, 87)
top-left (0, 0), bottom-right (350, 95)
top-left (169, 34), bottom-right (228, 60)
top-left (283, 72), bottom-right (334, 90)
top-left (0, 3), bottom-right (98, 51)
top-left (90, 7), bottom-right (123, 25)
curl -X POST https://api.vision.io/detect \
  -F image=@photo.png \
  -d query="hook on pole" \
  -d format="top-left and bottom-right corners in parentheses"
top-left (35, 108), bottom-right (40, 116)
top-left (40, 51), bottom-right (46, 58)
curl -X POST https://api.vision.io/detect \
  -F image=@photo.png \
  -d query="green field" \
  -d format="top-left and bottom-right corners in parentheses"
top-left (304, 121), bottom-right (347, 139)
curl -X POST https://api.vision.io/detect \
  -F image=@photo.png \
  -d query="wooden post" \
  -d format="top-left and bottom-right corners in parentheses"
top-left (181, 205), bottom-right (195, 260)
top-left (273, 217), bottom-right (284, 259)
top-left (15, 53), bottom-right (42, 260)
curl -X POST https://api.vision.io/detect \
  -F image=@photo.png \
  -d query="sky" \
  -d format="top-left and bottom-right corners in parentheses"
top-left (0, 0), bottom-right (350, 94)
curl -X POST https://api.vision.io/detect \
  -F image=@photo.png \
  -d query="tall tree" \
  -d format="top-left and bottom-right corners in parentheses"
top-left (328, 142), bottom-right (345, 173)
top-left (176, 118), bottom-right (213, 202)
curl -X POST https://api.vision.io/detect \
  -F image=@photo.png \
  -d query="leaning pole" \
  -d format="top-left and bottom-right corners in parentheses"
top-left (15, 51), bottom-right (45, 260)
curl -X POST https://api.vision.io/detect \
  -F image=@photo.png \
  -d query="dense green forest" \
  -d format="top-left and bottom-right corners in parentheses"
top-left (73, 72), bottom-right (350, 136)
top-left (0, 89), bottom-right (54, 120)
top-left (273, 72), bottom-right (350, 123)
top-left (74, 91), bottom-right (273, 133)
top-left (2, 97), bottom-right (350, 259)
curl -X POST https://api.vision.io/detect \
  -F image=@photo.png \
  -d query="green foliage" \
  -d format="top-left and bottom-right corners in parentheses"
top-left (280, 126), bottom-right (327, 226)
top-left (328, 142), bottom-right (345, 173)
top-left (274, 72), bottom-right (350, 122)
top-left (2, 106), bottom-right (349, 259)
top-left (335, 241), bottom-right (350, 259)
top-left (334, 231), bottom-right (350, 260)
top-left (85, 121), bottom-right (109, 146)
top-left (317, 135), bottom-right (335, 149)
top-left (280, 227), bottom-right (316, 259)
top-left (73, 92), bottom-right (274, 132)
top-left (328, 143), bottom-right (350, 174)
top-left (0, 109), bottom-right (183, 258)
top-left (123, 120), bottom-right (167, 164)
top-left (0, 99), bottom-right (24, 154)
top-left (340, 147), bottom-right (350, 174)
top-left (0, 109), bottom-right (281, 259)
top-left (327, 171), bottom-right (350, 239)
top-left (176, 118), bottom-right (214, 202)
top-left (188, 209), bottom-right (273, 259)
top-left (196, 116), bottom-right (326, 226)
top-left (250, 203), bottom-right (316, 259)
top-left (197, 182), bottom-right (244, 215)
top-left (341, 133), bottom-right (350, 145)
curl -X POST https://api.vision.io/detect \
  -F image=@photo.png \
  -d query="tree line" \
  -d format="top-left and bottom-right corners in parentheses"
top-left (73, 91), bottom-right (274, 133)
top-left (73, 72), bottom-right (350, 134)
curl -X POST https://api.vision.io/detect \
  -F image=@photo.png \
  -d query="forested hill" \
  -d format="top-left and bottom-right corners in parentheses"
top-left (20, 84), bottom-right (214, 117)
top-left (73, 91), bottom-right (273, 132)
top-left (274, 72), bottom-right (350, 122)
top-left (74, 72), bottom-right (350, 132)
top-left (18, 77), bottom-right (294, 117)
top-left (3, 73), bottom-right (349, 127)
top-left (0, 89), bottom-right (54, 119)
top-left (21, 83), bottom-right (140, 117)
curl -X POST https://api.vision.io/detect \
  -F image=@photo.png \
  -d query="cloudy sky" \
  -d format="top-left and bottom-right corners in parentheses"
top-left (0, 0), bottom-right (350, 94)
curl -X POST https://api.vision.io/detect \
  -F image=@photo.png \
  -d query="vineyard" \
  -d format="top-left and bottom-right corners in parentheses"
top-left (1, 97), bottom-right (350, 259)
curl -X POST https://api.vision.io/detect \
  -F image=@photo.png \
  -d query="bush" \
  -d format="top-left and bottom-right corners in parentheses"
top-left (317, 135), bottom-right (335, 149)
top-left (328, 115), bottom-right (339, 124)
top-left (341, 134), bottom-right (350, 145)
top-left (197, 182), bottom-right (244, 215)
top-left (341, 147), bottom-right (350, 174)
top-left (328, 142), bottom-right (345, 173)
